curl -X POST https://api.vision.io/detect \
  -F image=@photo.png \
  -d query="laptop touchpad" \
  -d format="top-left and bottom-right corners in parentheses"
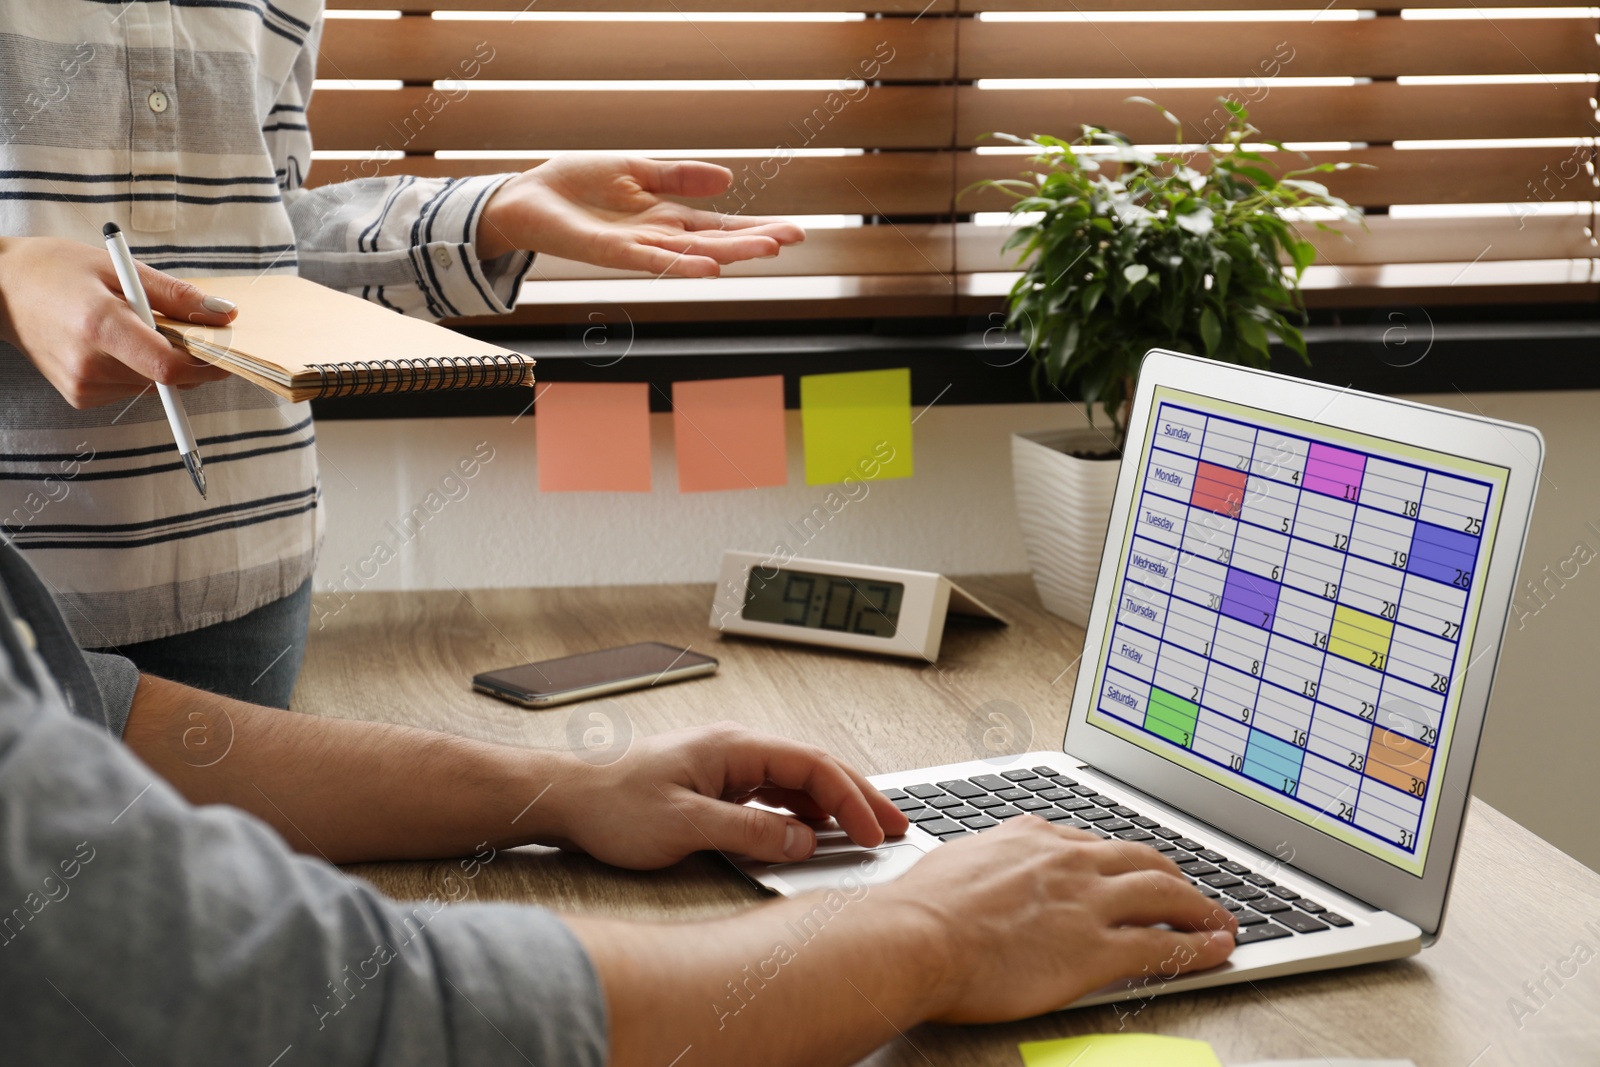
top-left (763, 844), bottom-right (924, 895)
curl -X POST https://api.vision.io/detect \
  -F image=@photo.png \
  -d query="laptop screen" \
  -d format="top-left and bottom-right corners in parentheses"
top-left (1085, 385), bottom-right (1511, 878)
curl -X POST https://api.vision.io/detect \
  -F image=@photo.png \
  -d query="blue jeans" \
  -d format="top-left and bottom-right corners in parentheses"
top-left (97, 579), bottom-right (312, 709)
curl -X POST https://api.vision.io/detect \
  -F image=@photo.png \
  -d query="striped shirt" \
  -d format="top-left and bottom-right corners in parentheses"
top-left (0, 1), bottom-right (531, 647)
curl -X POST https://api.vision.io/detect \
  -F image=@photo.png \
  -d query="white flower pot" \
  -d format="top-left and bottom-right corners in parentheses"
top-left (1011, 429), bottom-right (1123, 627)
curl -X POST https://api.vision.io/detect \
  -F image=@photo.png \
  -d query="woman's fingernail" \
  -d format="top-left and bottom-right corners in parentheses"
top-left (202, 295), bottom-right (237, 314)
top-left (784, 824), bottom-right (810, 859)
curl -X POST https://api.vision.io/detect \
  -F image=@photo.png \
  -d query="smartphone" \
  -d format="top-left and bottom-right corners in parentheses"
top-left (471, 642), bottom-right (719, 709)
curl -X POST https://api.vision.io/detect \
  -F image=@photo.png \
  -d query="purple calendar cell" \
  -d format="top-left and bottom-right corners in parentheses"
top-left (1220, 566), bottom-right (1282, 630)
top-left (1303, 443), bottom-right (1367, 502)
top-left (1406, 521), bottom-right (1478, 588)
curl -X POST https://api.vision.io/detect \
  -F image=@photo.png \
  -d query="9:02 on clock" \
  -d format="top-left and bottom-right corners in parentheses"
top-left (709, 551), bottom-right (1007, 662)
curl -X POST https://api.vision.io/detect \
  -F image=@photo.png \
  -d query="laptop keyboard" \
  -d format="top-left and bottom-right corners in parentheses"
top-left (882, 764), bottom-right (1351, 946)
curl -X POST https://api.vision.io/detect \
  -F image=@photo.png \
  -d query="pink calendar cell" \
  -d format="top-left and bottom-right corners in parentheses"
top-left (1303, 443), bottom-right (1367, 502)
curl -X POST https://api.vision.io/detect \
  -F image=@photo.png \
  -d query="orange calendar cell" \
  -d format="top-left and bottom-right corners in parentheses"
top-left (1365, 727), bottom-right (1434, 797)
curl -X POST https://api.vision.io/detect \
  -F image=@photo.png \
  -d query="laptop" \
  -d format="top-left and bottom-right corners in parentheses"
top-left (732, 349), bottom-right (1544, 1007)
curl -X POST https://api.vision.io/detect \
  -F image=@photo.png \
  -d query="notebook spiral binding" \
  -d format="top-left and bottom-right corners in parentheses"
top-left (309, 354), bottom-right (532, 399)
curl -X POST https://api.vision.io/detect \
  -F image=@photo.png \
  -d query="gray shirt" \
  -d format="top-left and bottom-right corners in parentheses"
top-left (0, 539), bottom-right (607, 1065)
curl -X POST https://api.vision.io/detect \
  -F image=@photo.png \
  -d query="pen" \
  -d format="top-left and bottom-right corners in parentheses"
top-left (102, 222), bottom-right (207, 499)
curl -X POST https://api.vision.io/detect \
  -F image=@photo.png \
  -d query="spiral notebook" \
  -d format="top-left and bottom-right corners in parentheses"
top-left (153, 275), bottom-right (535, 402)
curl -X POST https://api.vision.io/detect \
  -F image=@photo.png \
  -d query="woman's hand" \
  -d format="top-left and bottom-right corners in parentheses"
top-left (0, 236), bottom-right (237, 408)
top-left (475, 155), bottom-right (805, 277)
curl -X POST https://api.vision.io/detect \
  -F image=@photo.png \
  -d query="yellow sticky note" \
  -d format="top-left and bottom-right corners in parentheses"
top-left (1019, 1033), bottom-right (1224, 1067)
top-left (799, 368), bottom-right (913, 486)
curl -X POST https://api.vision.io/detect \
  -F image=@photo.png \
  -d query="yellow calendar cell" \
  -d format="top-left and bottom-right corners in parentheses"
top-left (1329, 604), bottom-right (1394, 672)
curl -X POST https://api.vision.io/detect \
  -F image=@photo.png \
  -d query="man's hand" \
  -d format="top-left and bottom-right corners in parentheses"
top-left (889, 815), bottom-right (1237, 1022)
top-left (570, 815), bottom-right (1236, 1067)
top-left (545, 722), bottom-right (910, 869)
top-left (123, 678), bottom-right (904, 868)
top-left (474, 155), bottom-right (805, 276)
top-left (0, 236), bottom-right (237, 408)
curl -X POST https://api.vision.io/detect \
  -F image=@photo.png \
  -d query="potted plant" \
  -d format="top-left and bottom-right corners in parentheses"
top-left (977, 99), bottom-right (1362, 625)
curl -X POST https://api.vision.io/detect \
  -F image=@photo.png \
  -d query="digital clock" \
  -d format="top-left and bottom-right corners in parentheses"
top-left (709, 551), bottom-right (1008, 661)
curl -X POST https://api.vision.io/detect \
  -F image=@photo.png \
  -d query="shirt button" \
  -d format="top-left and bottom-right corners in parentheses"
top-left (148, 90), bottom-right (169, 114)
top-left (434, 247), bottom-right (453, 269)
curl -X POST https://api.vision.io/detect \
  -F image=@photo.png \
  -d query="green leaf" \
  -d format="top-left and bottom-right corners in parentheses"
top-left (1235, 165), bottom-right (1276, 188)
top-left (1049, 321), bottom-right (1081, 379)
top-left (1289, 238), bottom-right (1316, 275)
top-left (1234, 313), bottom-right (1270, 358)
top-left (1200, 307), bottom-right (1222, 354)
top-left (1081, 281), bottom-right (1105, 316)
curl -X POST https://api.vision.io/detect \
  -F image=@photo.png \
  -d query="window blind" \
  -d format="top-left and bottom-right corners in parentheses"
top-left (312, 1), bottom-right (1599, 325)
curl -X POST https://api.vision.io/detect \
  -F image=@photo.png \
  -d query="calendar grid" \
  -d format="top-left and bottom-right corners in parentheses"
top-left (1095, 398), bottom-right (1497, 865)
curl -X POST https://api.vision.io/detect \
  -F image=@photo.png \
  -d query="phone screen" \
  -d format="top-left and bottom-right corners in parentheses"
top-left (474, 642), bottom-right (716, 699)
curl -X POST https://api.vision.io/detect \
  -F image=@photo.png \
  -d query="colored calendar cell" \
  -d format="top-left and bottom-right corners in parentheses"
top-left (1303, 442), bottom-right (1367, 502)
top-left (1146, 686), bottom-right (1200, 747)
top-left (1243, 729), bottom-right (1306, 793)
top-left (1221, 566), bottom-right (1282, 630)
top-left (1328, 604), bottom-right (1395, 672)
top-left (1191, 461), bottom-right (1248, 517)
top-left (1094, 396), bottom-right (1500, 865)
top-left (1406, 521), bottom-right (1478, 589)
top-left (1365, 726), bottom-right (1434, 797)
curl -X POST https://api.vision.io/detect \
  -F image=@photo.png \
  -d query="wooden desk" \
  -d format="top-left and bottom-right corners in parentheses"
top-left (298, 575), bottom-right (1600, 1067)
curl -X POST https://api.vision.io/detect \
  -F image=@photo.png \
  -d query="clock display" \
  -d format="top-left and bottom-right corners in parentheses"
top-left (742, 568), bottom-right (904, 639)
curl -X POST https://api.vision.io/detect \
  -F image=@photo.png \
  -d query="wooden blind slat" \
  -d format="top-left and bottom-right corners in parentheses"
top-left (959, 19), bottom-right (1600, 80)
top-left (448, 274), bottom-right (964, 327)
top-left (441, 258), bottom-right (1598, 330)
top-left (325, 0), bottom-right (1571, 10)
top-left (309, 152), bottom-right (960, 216)
top-left (959, 0), bottom-right (1579, 10)
top-left (307, 87), bottom-right (954, 152)
top-left (320, 18), bottom-right (952, 82)
top-left (956, 146), bottom-right (1600, 211)
top-left (528, 225), bottom-right (954, 280)
top-left (957, 215), bottom-right (1596, 272)
top-left (329, 1), bottom-right (955, 11)
top-left (957, 83), bottom-right (1599, 147)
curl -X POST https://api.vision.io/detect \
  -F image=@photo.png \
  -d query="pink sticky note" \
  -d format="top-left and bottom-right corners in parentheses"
top-left (536, 382), bottom-right (652, 492)
top-left (672, 376), bottom-right (788, 493)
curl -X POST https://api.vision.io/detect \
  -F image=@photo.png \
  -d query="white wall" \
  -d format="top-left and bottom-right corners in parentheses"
top-left (314, 392), bottom-right (1600, 871)
top-left (312, 402), bottom-right (1097, 593)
